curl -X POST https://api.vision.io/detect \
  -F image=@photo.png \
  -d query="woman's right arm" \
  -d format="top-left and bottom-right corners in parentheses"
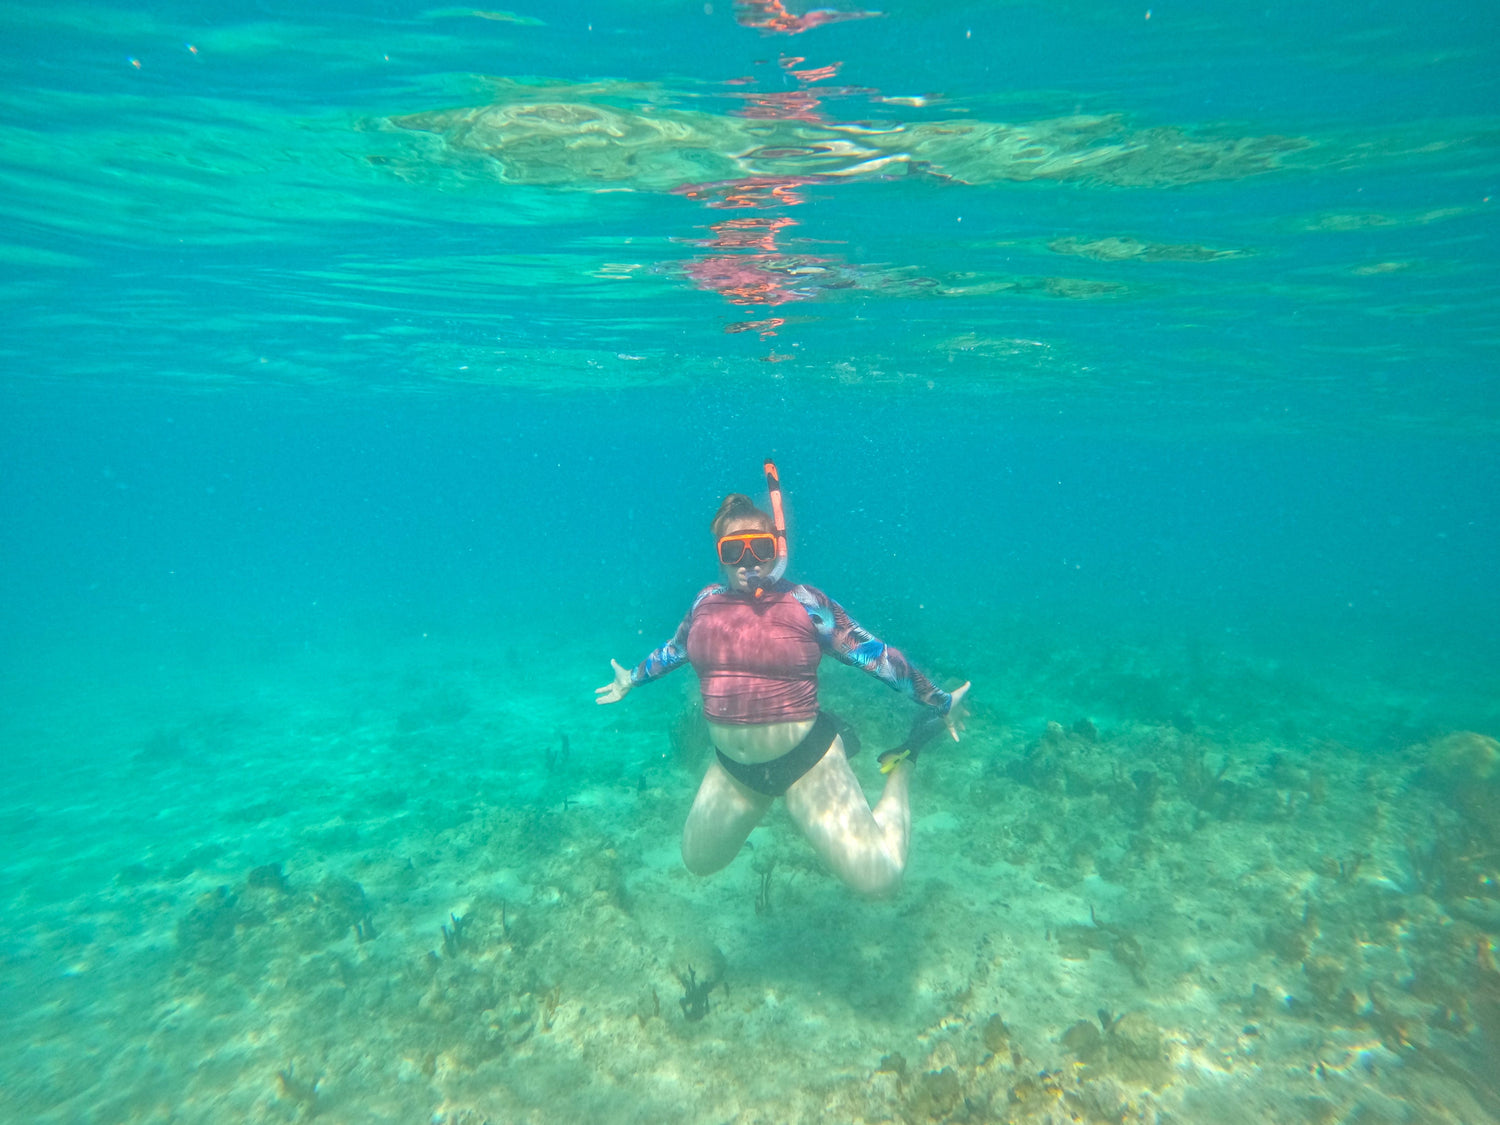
top-left (594, 659), bottom-right (635, 704)
top-left (594, 588), bottom-right (712, 704)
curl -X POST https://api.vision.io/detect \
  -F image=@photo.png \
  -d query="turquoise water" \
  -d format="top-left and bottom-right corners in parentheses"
top-left (2, 1), bottom-right (1498, 1122)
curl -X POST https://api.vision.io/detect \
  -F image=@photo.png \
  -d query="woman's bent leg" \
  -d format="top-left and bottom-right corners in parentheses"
top-left (784, 737), bottom-right (910, 897)
top-left (682, 756), bottom-right (774, 876)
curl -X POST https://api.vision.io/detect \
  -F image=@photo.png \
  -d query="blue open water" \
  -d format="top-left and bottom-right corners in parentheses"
top-left (1, 2), bottom-right (1498, 1122)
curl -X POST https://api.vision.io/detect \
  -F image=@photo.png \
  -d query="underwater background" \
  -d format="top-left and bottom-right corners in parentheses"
top-left (1, 0), bottom-right (1498, 1122)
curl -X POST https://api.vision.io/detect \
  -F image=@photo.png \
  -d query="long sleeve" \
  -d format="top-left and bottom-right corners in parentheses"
top-left (790, 585), bottom-right (953, 713)
top-left (629, 585), bottom-right (721, 687)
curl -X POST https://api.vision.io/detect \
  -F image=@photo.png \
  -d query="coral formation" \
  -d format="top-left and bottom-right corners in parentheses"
top-left (675, 966), bottom-right (722, 1022)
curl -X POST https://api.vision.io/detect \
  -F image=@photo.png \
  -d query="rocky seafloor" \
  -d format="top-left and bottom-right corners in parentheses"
top-left (1, 634), bottom-right (1496, 1124)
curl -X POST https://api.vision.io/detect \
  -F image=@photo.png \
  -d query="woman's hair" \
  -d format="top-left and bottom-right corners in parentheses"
top-left (711, 493), bottom-right (773, 539)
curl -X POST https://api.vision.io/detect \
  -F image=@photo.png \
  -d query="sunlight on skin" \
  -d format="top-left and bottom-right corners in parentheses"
top-left (681, 758), bottom-right (773, 876)
top-left (682, 738), bottom-right (911, 898)
top-left (783, 741), bottom-right (910, 898)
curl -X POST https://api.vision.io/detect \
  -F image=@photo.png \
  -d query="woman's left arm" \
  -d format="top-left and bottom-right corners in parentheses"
top-left (792, 585), bottom-right (969, 738)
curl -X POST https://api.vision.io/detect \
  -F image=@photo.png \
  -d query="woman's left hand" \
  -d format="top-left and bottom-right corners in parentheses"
top-left (944, 681), bottom-right (971, 741)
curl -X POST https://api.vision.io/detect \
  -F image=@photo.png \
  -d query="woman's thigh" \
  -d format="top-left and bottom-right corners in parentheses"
top-left (681, 756), bottom-right (773, 876)
top-left (783, 737), bottom-right (907, 896)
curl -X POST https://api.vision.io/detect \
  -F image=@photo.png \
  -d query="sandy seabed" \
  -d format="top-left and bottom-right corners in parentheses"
top-left (1, 624), bottom-right (1497, 1125)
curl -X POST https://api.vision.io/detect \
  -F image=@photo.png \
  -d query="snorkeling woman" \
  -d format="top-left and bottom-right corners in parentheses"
top-left (594, 462), bottom-right (969, 897)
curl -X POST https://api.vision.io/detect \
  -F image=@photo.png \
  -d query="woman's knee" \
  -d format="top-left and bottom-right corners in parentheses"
top-left (681, 834), bottom-right (729, 876)
top-left (842, 854), bottom-right (905, 898)
top-left (681, 819), bottom-right (749, 876)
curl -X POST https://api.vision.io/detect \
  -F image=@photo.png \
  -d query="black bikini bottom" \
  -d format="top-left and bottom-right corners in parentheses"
top-left (715, 712), bottom-right (860, 798)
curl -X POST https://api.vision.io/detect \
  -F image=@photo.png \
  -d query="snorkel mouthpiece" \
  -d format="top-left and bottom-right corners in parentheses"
top-left (753, 458), bottom-right (789, 599)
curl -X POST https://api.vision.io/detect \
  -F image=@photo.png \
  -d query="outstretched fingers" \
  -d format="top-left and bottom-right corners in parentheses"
top-left (945, 680), bottom-right (972, 741)
top-left (594, 659), bottom-right (633, 704)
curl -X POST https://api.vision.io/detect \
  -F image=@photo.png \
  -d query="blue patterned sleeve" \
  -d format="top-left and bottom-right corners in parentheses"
top-left (630, 585), bottom-right (721, 687)
top-left (791, 585), bottom-right (953, 713)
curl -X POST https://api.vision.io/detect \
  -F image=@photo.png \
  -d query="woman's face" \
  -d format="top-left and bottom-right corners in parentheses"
top-left (718, 518), bottom-right (773, 594)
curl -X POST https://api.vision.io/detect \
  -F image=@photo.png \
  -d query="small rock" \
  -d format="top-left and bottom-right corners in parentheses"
top-left (982, 1014), bottom-right (1010, 1053)
top-left (1062, 1019), bottom-right (1103, 1060)
top-left (1109, 1011), bottom-right (1163, 1061)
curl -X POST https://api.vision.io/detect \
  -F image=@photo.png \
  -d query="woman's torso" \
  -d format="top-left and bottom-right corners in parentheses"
top-left (687, 587), bottom-right (822, 762)
top-left (708, 717), bottom-right (816, 763)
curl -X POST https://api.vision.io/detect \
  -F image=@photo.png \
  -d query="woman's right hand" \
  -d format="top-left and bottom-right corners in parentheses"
top-left (594, 659), bottom-right (633, 705)
top-left (943, 681), bottom-right (971, 741)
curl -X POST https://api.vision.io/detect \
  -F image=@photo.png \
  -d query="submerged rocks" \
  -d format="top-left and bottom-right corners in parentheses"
top-left (246, 863), bottom-right (290, 893)
top-left (1060, 1010), bottom-right (1171, 1087)
top-left (1109, 1011), bottom-right (1165, 1066)
top-left (176, 886), bottom-right (242, 949)
top-left (1006, 720), bottom-right (1102, 794)
top-left (1418, 730), bottom-right (1500, 838)
top-left (981, 1014), bottom-right (1011, 1053)
top-left (1422, 730), bottom-right (1500, 785)
top-left (173, 865), bottom-right (378, 962)
top-left (1061, 1018), bottom-right (1104, 1060)
top-left (907, 1067), bottom-right (963, 1118)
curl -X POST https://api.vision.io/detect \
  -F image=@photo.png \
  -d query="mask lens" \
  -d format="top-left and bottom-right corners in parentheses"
top-left (718, 534), bottom-right (776, 567)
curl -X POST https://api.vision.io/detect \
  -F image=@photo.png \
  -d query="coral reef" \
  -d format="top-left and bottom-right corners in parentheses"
top-left (675, 966), bottom-right (722, 1022)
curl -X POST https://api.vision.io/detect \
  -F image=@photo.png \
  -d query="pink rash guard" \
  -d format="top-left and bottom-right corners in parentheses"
top-left (630, 582), bottom-right (951, 725)
top-left (686, 587), bottom-right (822, 724)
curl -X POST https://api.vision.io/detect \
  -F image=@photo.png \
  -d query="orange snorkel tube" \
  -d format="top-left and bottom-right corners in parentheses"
top-left (756, 458), bottom-right (789, 599)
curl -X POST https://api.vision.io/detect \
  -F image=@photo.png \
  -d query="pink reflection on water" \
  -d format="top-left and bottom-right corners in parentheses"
top-left (683, 216), bottom-right (800, 252)
top-left (675, 215), bottom-right (832, 327)
top-left (684, 253), bottom-right (832, 309)
top-left (674, 23), bottom-right (890, 348)
top-left (734, 0), bottom-right (883, 35)
top-left (674, 176), bottom-right (821, 210)
top-left (728, 57), bottom-right (878, 125)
